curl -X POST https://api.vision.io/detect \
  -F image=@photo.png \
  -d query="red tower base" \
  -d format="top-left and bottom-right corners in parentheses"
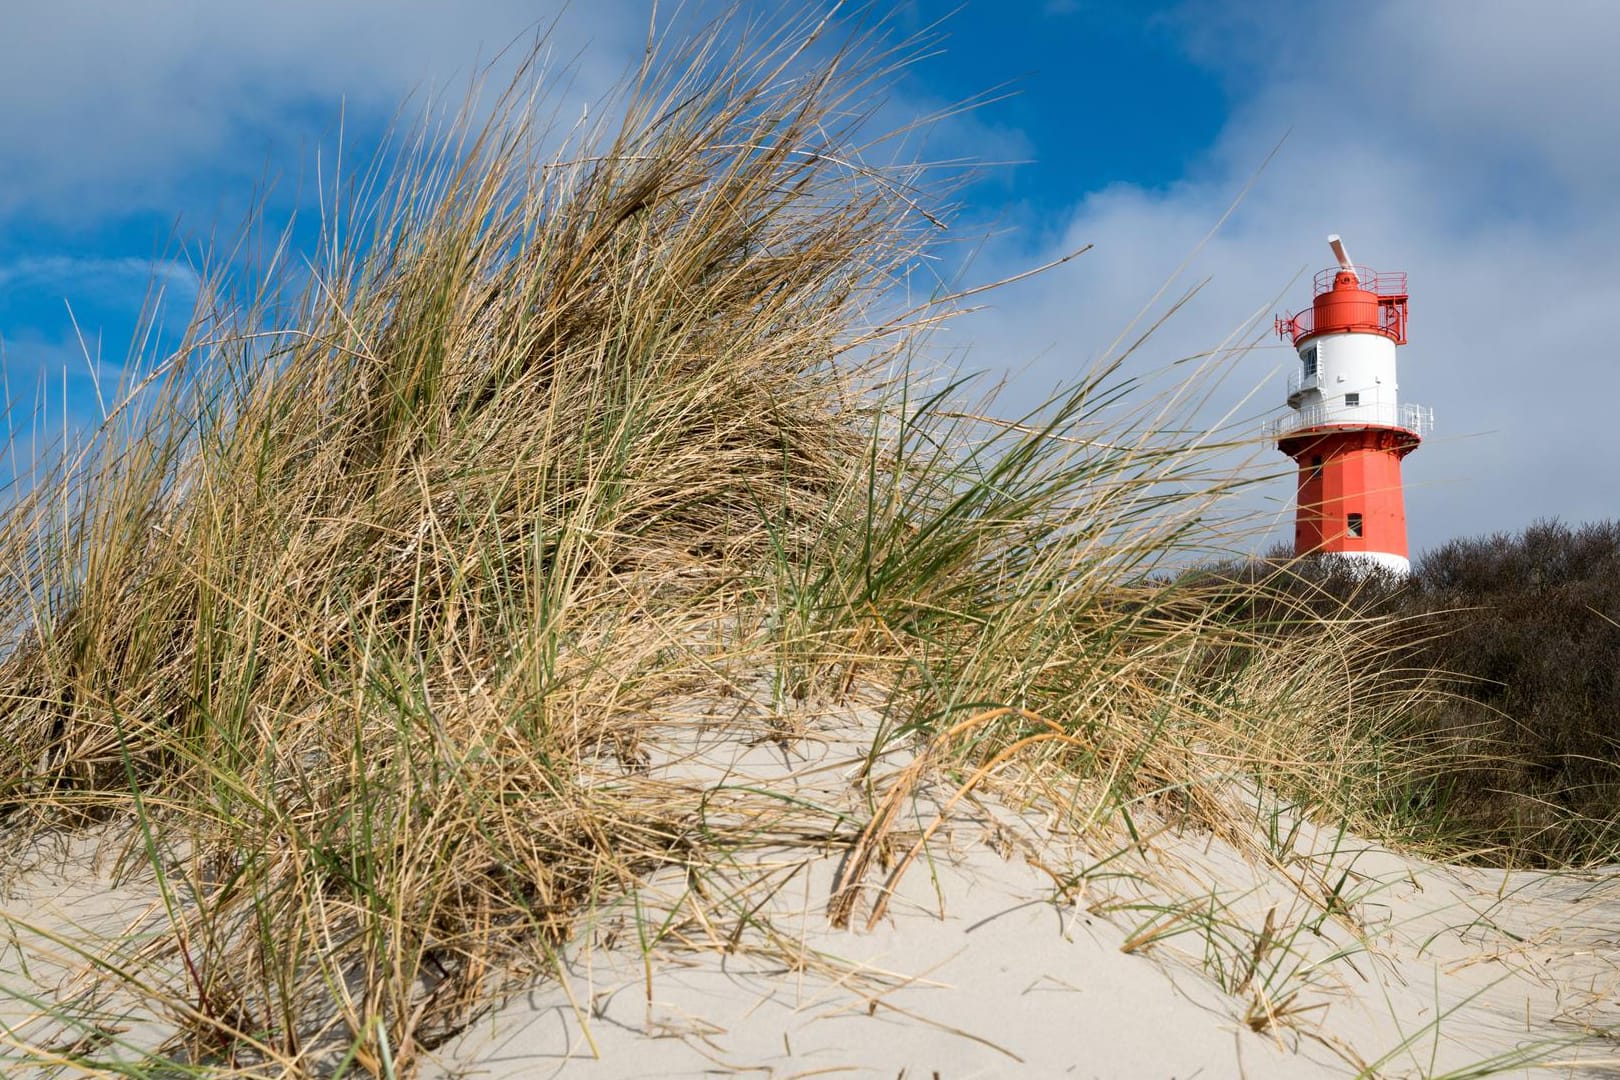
top-left (1277, 425), bottom-right (1420, 565)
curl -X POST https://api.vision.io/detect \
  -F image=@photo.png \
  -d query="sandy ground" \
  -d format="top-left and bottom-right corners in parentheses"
top-left (3, 700), bottom-right (1619, 1078)
top-left (420, 705), bottom-right (1620, 1079)
top-left (0, 829), bottom-right (183, 1066)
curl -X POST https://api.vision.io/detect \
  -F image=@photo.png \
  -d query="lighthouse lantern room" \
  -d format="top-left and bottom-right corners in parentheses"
top-left (1271, 235), bottom-right (1433, 574)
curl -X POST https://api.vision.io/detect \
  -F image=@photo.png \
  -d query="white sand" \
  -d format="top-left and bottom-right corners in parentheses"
top-left (4, 702), bottom-right (1618, 1077)
top-left (0, 830), bottom-right (181, 1065)
top-left (422, 704), bottom-right (1620, 1079)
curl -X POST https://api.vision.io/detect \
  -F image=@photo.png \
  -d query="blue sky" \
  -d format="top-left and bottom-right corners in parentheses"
top-left (2, 1), bottom-right (1615, 558)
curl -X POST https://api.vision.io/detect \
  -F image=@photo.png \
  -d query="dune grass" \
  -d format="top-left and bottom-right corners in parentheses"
top-left (0, 10), bottom-right (1550, 1078)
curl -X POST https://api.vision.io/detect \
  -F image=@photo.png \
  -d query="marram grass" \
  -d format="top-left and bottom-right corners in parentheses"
top-left (0, 12), bottom-right (1480, 1077)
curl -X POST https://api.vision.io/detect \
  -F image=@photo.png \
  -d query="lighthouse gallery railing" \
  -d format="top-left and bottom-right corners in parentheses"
top-left (1267, 401), bottom-right (1433, 440)
top-left (1275, 266), bottom-right (1411, 347)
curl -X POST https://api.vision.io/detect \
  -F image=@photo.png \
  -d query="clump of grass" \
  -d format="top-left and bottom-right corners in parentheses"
top-left (0, 9), bottom-right (1472, 1076)
top-left (0, 12), bottom-right (947, 1070)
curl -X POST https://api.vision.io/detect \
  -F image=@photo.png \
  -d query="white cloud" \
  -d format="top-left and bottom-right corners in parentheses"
top-left (0, 2), bottom-right (644, 221)
top-left (0, 255), bottom-right (200, 298)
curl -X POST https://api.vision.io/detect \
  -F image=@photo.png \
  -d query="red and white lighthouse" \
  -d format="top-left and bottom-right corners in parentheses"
top-left (1272, 236), bottom-right (1432, 574)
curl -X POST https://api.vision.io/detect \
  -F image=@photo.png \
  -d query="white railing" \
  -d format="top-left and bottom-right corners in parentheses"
top-left (1266, 401), bottom-right (1432, 440)
top-left (1286, 370), bottom-right (1320, 398)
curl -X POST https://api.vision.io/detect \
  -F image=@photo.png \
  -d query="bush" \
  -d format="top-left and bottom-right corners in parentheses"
top-left (1400, 520), bottom-right (1620, 863)
top-left (1228, 521), bottom-right (1620, 865)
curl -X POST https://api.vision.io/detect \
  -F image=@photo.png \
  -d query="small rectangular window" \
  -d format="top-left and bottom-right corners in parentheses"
top-left (1347, 513), bottom-right (1364, 538)
top-left (1301, 345), bottom-right (1318, 378)
top-left (1344, 392), bottom-right (1360, 407)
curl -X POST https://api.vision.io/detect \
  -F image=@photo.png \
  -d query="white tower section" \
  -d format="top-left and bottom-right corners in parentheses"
top-left (1285, 332), bottom-right (1402, 430)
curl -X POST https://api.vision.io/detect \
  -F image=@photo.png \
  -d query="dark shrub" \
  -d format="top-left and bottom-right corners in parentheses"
top-left (1206, 521), bottom-right (1620, 864)
top-left (1395, 521), bottom-right (1620, 863)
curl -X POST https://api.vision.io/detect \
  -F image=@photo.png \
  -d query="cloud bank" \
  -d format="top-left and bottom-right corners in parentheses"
top-left (0, 3), bottom-right (643, 223)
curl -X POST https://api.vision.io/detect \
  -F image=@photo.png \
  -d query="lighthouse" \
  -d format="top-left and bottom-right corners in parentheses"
top-left (1271, 236), bottom-right (1433, 574)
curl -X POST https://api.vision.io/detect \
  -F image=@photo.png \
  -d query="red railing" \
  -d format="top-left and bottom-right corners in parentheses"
top-left (1276, 265), bottom-right (1409, 346)
top-left (1312, 265), bottom-right (1406, 298)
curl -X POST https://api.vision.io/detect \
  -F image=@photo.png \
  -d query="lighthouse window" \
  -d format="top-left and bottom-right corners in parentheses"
top-left (1347, 513), bottom-right (1364, 538)
top-left (1301, 345), bottom-right (1318, 378)
top-left (1344, 392), bottom-right (1360, 407)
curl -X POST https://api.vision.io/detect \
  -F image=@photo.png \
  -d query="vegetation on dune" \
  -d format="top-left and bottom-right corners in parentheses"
top-left (1241, 520), bottom-right (1620, 866)
top-left (0, 9), bottom-right (1593, 1078)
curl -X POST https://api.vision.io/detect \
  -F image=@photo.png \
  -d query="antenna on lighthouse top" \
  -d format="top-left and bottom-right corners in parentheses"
top-left (1327, 234), bottom-right (1354, 271)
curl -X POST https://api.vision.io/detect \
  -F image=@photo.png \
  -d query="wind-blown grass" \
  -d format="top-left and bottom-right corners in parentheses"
top-left (0, 11), bottom-right (1480, 1077)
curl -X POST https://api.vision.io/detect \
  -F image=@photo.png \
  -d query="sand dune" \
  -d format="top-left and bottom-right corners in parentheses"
top-left (411, 702), bottom-right (1620, 1079)
top-left (4, 699), bottom-right (1618, 1077)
